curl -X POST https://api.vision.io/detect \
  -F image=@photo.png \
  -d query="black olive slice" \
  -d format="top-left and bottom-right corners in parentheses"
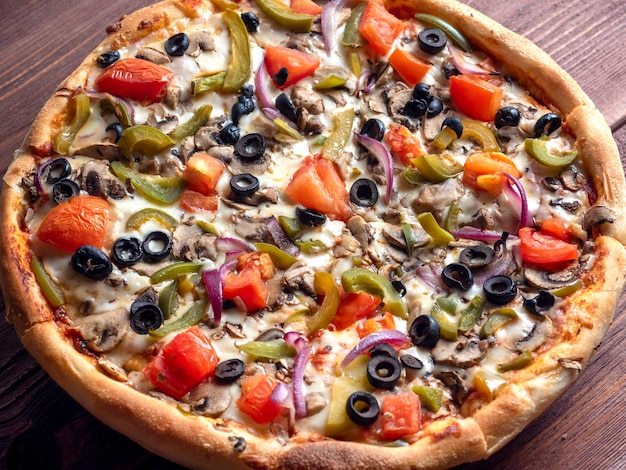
top-left (241, 84), bottom-right (255, 97)
top-left (523, 290), bottom-right (555, 315)
top-left (442, 263), bottom-right (474, 290)
top-left (495, 106), bottom-right (521, 129)
top-left (400, 354), bottom-right (424, 370)
top-left (369, 343), bottom-right (399, 360)
top-left (459, 245), bottom-right (495, 269)
top-left (231, 102), bottom-right (246, 125)
top-left (409, 315), bottom-right (440, 348)
top-left (255, 327), bottom-right (284, 342)
top-left (44, 158), bottom-right (72, 184)
top-left (273, 67), bottom-right (289, 87)
top-left (534, 113), bottom-right (562, 137)
top-left (236, 94), bottom-right (255, 116)
top-left (52, 180), bottom-right (80, 204)
top-left (142, 231), bottom-right (173, 262)
top-left (112, 236), bottom-right (143, 267)
top-left (391, 279), bottom-right (407, 297)
top-left (275, 93), bottom-right (298, 123)
top-left (296, 206), bottom-right (327, 226)
top-left (359, 118), bottom-right (385, 141)
top-left (241, 12), bottom-right (260, 32)
top-left (219, 122), bottom-right (240, 145)
top-left (346, 391), bottom-right (380, 426)
top-left (442, 116), bottom-right (464, 138)
top-left (367, 355), bottom-right (402, 389)
top-left (349, 178), bottom-right (379, 207)
top-left (97, 50), bottom-right (120, 68)
top-left (403, 98), bottom-right (428, 119)
top-left (234, 133), bottom-right (266, 160)
top-left (130, 301), bottom-right (164, 335)
top-left (427, 97), bottom-right (443, 117)
top-left (71, 245), bottom-right (113, 280)
top-left (418, 28), bottom-right (448, 54)
top-left (412, 83), bottom-right (431, 100)
top-left (215, 358), bottom-right (246, 382)
top-left (483, 275), bottom-right (518, 305)
top-left (230, 173), bottom-right (260, 198)
top-left (165, 32), bottom-right (190, 57)
top-left (106, 122), bottom-right (124, 143)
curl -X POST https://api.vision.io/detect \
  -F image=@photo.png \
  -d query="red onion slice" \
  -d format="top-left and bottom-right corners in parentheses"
top-left (415, 264), bottom-right (446, 292)
top-left (215, 237), bottom-right (256, 253)
top-left (202, 269), bottom-right (223, 324)
top-left (453, 226), bottom-right (507, 243)
top-left (447, 43), bottom-right (490, 75)
top-left (321, 0), bottom-right (344, 56)
top-left (283, 331), bottom-right (307, 353)
top-left (34, 157), bottom-right (66, 195)
top-left (353, 131), bottom-right (394, 204)
top-left (270, 381), bottom-right (292, 406)
top-left (503, 172), bottom-right (532, 231)
top-left (341, 330), bottom-right (408, 367)
top-left (292, 346), bottom-right (310, 418)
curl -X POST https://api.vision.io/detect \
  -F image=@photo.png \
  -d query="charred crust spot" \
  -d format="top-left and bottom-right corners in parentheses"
top-left (106, 22), bottom-right (122, 34)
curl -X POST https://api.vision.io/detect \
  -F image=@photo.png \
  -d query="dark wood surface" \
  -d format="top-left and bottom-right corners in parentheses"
top-left (0, 1), bottom-right (624, 469)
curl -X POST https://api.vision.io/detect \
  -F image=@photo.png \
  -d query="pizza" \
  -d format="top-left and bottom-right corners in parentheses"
top-left (1, 0), bottom-right (625, 468)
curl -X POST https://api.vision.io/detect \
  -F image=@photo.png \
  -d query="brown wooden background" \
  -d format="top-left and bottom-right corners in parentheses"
top-left (0, 1), bottom-right (624, 468)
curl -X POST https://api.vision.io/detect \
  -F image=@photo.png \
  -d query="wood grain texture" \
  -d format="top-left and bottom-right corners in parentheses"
top-left (0, 1), bottom-right (624, 469)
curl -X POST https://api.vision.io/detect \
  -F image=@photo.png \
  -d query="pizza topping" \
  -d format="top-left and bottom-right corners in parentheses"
top-left (449, 74), bottom-right (503, 122)
top-left (71, 245), bottom-right (113, 280)
top-left (129, 301), bottom-right (164, 334)
top-left (495, 106), bottom-right (521, 129)
top-left (141, 231), bottom-right (173, 262)
top-left (229, 173), bottom-right (259, 198)
top-left (214, 358), bottom-right (246, 382)
top-left (415, 12), bottom-right (472, 52)
top-left (96, 50), bottom-right (120, 68)
top-left (165, 33), bottom-right (190, 57)
top-left (53, 91), bottom-right (91, 155)
top-left (112, 236), bottom-right (143, 267)
top-left (525, 137), bottom-right (578, 169)
top-left (241, 11), bottom-right (260, 33)
top-left (482, 275), bottom-right (517, 304)
top-left (234, 133), bottom-right (266, 160)
top-left (409, 315), bottom-right (440, 348)
top-left (367, 354), bottom-right (402, 389)
top-left (533, 112), bottom-right (562, 137)
top-left (418, 28), bottom-right (448, 54)
top-left (346, 391), bottom-right (380, 426)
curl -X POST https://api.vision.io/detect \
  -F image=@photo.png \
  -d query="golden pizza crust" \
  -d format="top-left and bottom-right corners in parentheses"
top-left (1, 0), bottom-right (625, 469)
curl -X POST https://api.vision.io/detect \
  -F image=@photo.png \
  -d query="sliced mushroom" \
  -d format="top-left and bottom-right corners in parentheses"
top-left (408, 178), bottom-right (463, 221)
top-left (305, 392), bottom-right (328, 417)
top-left (186, 31), bottom-right (216, 57)
top-left (560, 166), bottom-right (584, 191)
top-left (80, 160), bottom-right (126, 199)
top-left (284, 261), bottom-right (316, 296)
top-left (514, 319), bottom-right (553, 352)
top-left (172, 222), bottom-right (218, 261)
top-left (136, 47), bottom-right (171, 64)
top-left (98, 357), bottom-right (129, 382)
top-left (347, 215), bottom-right (374, 249)
top-left (582, 205), bottom-right (615, 231)
top-left (430, 336), bottom-right (488, 368)
top-left (72, 308), bottom-right (129, 353)
top-left (333, 231), bottom-right (361, 258)
top-left (225, 186), bottom-right (280, 207)
top-left (228, 153), bottom-right (271, 176)
top-left (146, 112), bottom-right (179, 135)
top-left (524, 265), bottom-right (580, 290)
top-left (549, 197), bottom-right (581, 213)
top-left (162, 86), bottom-right (182, 110)
top-left (434, 370), bottom-right (468, 403)
top-left (232, 213), bottom-right (270, 242)
top-left (186, 380), bottom-right (232, 417)
top-left (291, 82), bottom-right (324, 115)
top-left (72, 142), bottom-right (123, 161)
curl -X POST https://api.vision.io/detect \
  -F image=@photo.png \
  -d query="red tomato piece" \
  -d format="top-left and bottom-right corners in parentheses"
top-left (142, 326), bottom-right (220, 399)
top-left (358, 1), bottom-right (405, 55)
top-left (94, 58), bottom-right (174, 104)
top-left (183, 151), bottom-right (225, 196)
top-left (237, 375), bottom-right (284, 424)
top-left (385, 124), bottom-right (427, 166)
top-left (36, 195), bottom-right (112, 252)
top-left (331, 290), bottom-right (381, 331)
top-left (388, 49), bottom-right (432, 87)
top-left (285, 155), bottom-right (352, 221)
top-left (539, 217), bottom-right (571, 242)
top-left (519, 227), bottom-right (578, 270)
top-left (380, 393), bottom-right (421, 440)
top-left (449, 74), bottom-right (503, 122)
top-left (462, 152), bottom-right (522, 197)
top-left (290, 0), bottom-right (322, 15)
top-left (264, 45), bottom-right (320, 90)
top-left (356, 312), bottom-right (396, 338)
top-left (179, 189), bottom-right (219, 213)
top-left (222, 266), bottom-right (269, 313)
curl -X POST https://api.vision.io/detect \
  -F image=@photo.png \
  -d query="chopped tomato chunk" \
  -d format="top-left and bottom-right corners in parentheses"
top-left (385, 124), bottom-right (427, 166)
top-left (519, 227), bottom-right (578, 271)
top-left (539, 217), bottom-right (571, 242)
top-left (380, 393), bottom-right (421, 440)
top-left (222, 263), bottom-right (270, 313)
top-left (264, 45), bottom-right (320, 89)
top-left (331, 290), bottom-right (381, 331)
top-left (356, 312), bottom-right (395, 338)
top-left (449, 74), bottom-right (503, 122)
top-left (290, 0), bottom-right (322, 15)
top-left (237, 375), bottom-right (284, 424)
top-left (179, 189), bottom-right (219, 213)
top-left (388, 49), bottom-right (431, 87)
top-left (358, 1), bottom-right (405, 55)
top-left (183, 151), bottom-right (225, 196)
top-left (463, 152), bottom-right (522, 196)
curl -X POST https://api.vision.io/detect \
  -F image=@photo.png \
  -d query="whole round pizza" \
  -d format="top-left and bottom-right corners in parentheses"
top-left (1, 0), bottom-right (625, 468)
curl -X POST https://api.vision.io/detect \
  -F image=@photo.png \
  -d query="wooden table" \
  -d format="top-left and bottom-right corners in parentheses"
top-left (0, 1), bottom-right (624, 468)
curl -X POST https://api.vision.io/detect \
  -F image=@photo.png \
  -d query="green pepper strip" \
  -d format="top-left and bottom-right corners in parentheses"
top-left (341, 3), bottom-right (367, 47)
top-left (432, 126), bottom-right (458, 152)
top-left (418, 212), bottom-right (455, 246)
top-left (254, 242), bottom-right (297, 269)
top-left (412, 385), bottom-right (443, 412)
top-left (296, 239), bottom-right (329, 254)
top-left (443, 201), bottom-right (461, 233)
top-left (158, 280), bottom-right (180, 320)
top-left (31, 256), bottom-right (65, 307)
top-left (458, 295), bottom-right (485, 332)
top-left (150, 262), bottom-right (202, 284)
top-left (53, 90), bottom-right (91, 155)
top-left (274, 118), bottom-right (303, 141)
top-left (479, 307), bottom-right (518, 339)
top-left (436, 296), bottom-right (458, 315)
top-left (431, 303), bottom-right (458, 341)
top-left (192, 71), bottom-right (227, 96)
top-left (314, 74), bottom-right (348, 90)
top-left (253, 0), bottom-right (315, 32)
top-left (99, 95), bottom-right (133, 128)
top-left (126, 208), bottom-right (179, 231)
top-left (401, 223), bottom-right (415, 256)
top-left (278, 216), bottom-right (302, 240)
top-left (415, 13), bottom-right (472, 52)
top-left (308, 272), bottom-right (340, 334)
top-left (111, 161), bottom-right (188, 204)
top-left (401, 166), bottom-right (429, 185)
top-left (196, 220), bottom-right (220, 236)
top-left (497, 350), bottom-right (533, 373)
top-left (461, 120), bottom-right (500, 152)
top-left (322, 107), bottom-right (354, 161)
top-left (410, 154), bottom-right (462, 183)
top-left (524, 138), bottom-right (578, 169)
top-left (150, 300), bottom-right (206, 337)
top-left (550, 279), bottom-right (582, 298)
top-left (237, 339), bottom-right (297, 359)
top-left (169, 104), bottom-right (213, 142)
top-left (117, 125), bottom-right (175, 158)
top-left (209, 0), bottom-right (239, 10)
top-left (349, 52), bottom-right (362, 78)
top-left (341, 267), bottom-right (407, 319)
top-left (222, 10), bottom-right (251, 93)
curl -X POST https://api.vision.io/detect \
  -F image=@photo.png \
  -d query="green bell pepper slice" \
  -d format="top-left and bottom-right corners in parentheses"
top-left (431, 303), bottom-right (458, 341)
top-left (196, 219), bottom-right (220, 236)
top-left (274, 118), bottom-right (303, 140)
top-left (436, 296), bottom-right (458, 315)
top-left (432, 126), bottom-right (458, 152)
top-left (278, 216), bottom-right (302, 240)
top-left (117, 125), bottom-right (175, 157)
top-left (158, 280), bottom-right (180, 320)
top-left (322, 107), bottom-right (354, 161)
top-left (550, 279), bottom-right (582, 298)
top-left (308, 272), bottom-right (340, 334)
top-left (31, 256), bottom-right (65, 307)
top-left (418, 212), bottom-right (455, 246)
top-left (524, 138), bottom-right (578, 169)
top-left (126, 208), bottom-right (179, 231)
top-left (222, 10), bottom-right (251, 93)
top-left (54, 90), bottom-right (91, 155)
top-left (169, 104), bottom-right (213, 142)
top-left (412, 385), bottom-right (443, 412)
top-left (296, 239), bottom-right (329, 254)
top-left (461, 120), bottom-right (500, 152)
top-left (253, 0), bottom-right (315, 32)
top-left (192, 71), bottom-right (227, 96)
top-left (341, 3), bottom-right (367, 47)
top-left (415, 13), bottom-right (472, 52)
top-left (236, 339), bottom-right (297, 359)
top-left (410, 154), bottom-right (462, 183)
top-left (497, 350), bottom-right (533, 373)
top-left (341, 267), bottom-right (407, 319)
top-left (457, 295), bottom-right (485, 332)
top-left (479, 307), bottom-right (518, 339)
top-left (254, 242), bottom-right (298, 269)
top-left (150, 300), bottom-right (206, 337)
top-left (209, 0), bottom-right (239, 10)
top-left (150, 262), bottom-right (202, 284)
top-left (111, 161), bottom-right (187, 204)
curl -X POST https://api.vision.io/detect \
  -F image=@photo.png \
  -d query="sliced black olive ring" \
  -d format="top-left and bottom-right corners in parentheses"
top-left (215, 358), bottom-right (246, 382)
top-left (346, 391), bottom-right (380, 426)
top-left (442, 263), bottom-right (474, 290)
top-left (275, 93), bottom-right (298, 123)
top-left (427, 97), bottom-right (443, 117)
top-left (112, 236), bottom-right (143, 267)
top-left (418, 28), bottom-right (448, 54)
top-left (296, 206), bottom-right (327, 227)
top-left (44, 158), bottom-right (72, 184)
top-left (71, 245), bottom-right (113, 280)
top-left (142, 231), bottom-right (173, 262)
top-left (106, 122), bottom-right (124, 143)
top-left (534, 113), bottom-right (562, 137)
top-left (412, 83), bottom-right (431, 100)
top-left (52, 180), bottom-right (80, 204)
top-left (369, 343), bottom-right (399, 360)
top-left (230, 173), bottom-right (260, 198)
top-left (359, 118), bottom-right (385, 141)
top-left (350, 178), bottom-right (379, 207)
top-left (219, 122), bottom-right (240, 145)
top-left (523, 290), bottom-right (555, 315)
top-left (459, 245), bottom-right (495, 269)
top-left (400, 354), bottom-right (424, 370)
top-left (403, 98), bottom-right (428, 119)
top-left (409, 314), bottom-right (440, 348)
top-left (367, 354), bottom-right (402, 390)
top-left (130, 301), bottom-right (164, 335)
top-left (97, 50), bottom-right (120, 68)
top-left (165, 32), bottom-right (190, 57)
top-left (391, 279), bottom-right (407, 297)
top-left (442, 116), bottom-right (464, 138)
top-left (241, 12), bottom-right (260, 33)
top-left (234, 133), bottom-right (266, 160)
top-left (483, 275), bottom-right (518, 305)
top-left (495, 106), bottom-right (521, 129)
